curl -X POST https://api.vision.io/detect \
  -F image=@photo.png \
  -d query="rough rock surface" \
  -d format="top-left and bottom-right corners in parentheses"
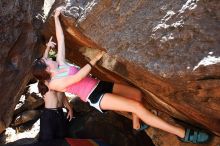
top-left (0, 0), bottom-right (43, 133)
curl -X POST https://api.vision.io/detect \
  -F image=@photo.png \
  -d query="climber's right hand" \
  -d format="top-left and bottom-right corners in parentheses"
top-left (54, 6), bottom-right (65, 17)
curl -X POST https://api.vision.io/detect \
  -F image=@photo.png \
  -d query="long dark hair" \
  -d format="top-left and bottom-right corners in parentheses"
top-left (31, 58), bottom-right (51, 81)
top-left (31, 58), bottom-right (50, 95)
top-left (38, 80), bottom-right (49, 95)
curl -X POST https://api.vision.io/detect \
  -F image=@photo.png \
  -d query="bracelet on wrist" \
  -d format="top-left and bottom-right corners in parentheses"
top-left (88, 62), bottom-right (93, 67)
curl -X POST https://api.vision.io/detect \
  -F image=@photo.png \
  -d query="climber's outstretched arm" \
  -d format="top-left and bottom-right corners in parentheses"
top-left (54, 7), bottom-right (66, 65)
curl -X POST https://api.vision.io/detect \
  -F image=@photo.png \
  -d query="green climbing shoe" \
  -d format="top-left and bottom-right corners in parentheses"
top-left (179, 128), bottom-right (211, 144)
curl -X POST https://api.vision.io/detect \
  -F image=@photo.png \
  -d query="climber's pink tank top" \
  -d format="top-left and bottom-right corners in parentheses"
top-left (65, 66), bottom-right (99, 102)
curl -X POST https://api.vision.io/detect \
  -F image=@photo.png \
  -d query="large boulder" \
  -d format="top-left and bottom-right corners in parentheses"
top-left (42, 0), bottom-right (220, 137)
top-left (0, 0), bottom-right (43, 133)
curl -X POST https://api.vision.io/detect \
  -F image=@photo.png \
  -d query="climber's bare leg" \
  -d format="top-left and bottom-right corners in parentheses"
top-left (100, 93), bottom-right (185, 138)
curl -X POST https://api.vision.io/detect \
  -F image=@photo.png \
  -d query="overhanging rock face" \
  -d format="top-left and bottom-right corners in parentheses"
top-left (42, 0), bottom-right (220, 136)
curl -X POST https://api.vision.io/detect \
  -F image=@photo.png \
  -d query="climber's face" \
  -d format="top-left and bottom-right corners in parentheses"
top-left (42, 57), bottom-right (58, 71)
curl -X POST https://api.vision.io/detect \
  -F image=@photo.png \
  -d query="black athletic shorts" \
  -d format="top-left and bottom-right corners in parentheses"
top-left (88, 81), bottom-right (114, 104)
top-left (87, 81), bottom-right (114, 112)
